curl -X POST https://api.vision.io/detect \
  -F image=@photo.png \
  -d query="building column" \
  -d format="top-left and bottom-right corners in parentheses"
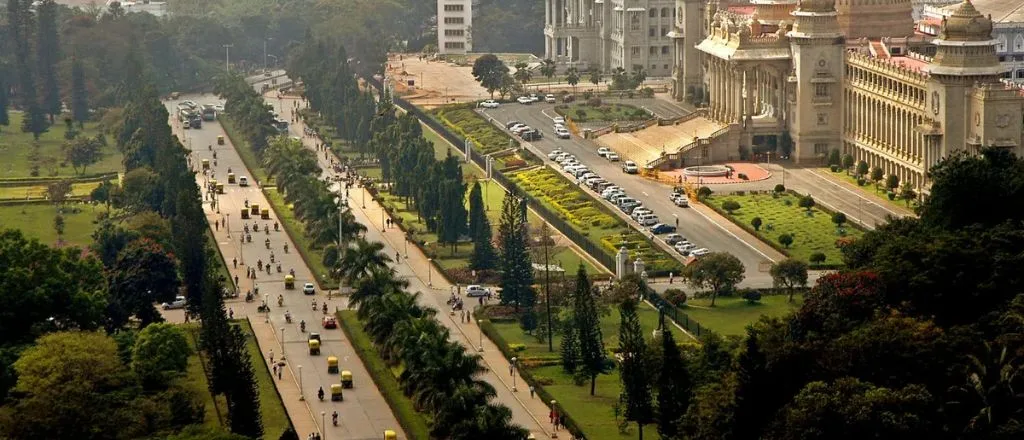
top-left (743, 68), bottom-right (752, 123)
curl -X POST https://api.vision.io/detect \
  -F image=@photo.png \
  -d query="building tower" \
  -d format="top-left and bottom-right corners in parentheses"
top-left (923, 0), bottom-right (1018, 159)
top-left (437, 0), bottom-right (472, 54)
top-left (671, 0), bottom-right (705, 101)
top-left (787, 0), bottom-right (845, 163)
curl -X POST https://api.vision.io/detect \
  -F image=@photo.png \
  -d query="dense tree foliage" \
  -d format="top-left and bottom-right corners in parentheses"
top-left (498, 190), bottom-right (534, 310)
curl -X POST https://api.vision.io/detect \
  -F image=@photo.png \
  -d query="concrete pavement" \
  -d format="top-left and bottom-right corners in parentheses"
top-left (271, 96), bottom-right (562, 439)
top-left (165, 95), bottom-right (407, 440)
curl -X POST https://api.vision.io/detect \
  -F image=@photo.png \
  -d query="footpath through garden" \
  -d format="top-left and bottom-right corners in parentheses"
top-left (270, 94), bottom-right (562, 438)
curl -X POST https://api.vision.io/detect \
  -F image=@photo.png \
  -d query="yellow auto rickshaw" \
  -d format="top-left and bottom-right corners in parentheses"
top-left (241, 208), bottom-right (250, 219)
top-left (250, 204), bottom-right (260, 215)
top-left (327, 356), bottom-right (339, 374)
top-left (284, 274), bottom-right (295, 289)
top-left (308, 338), bottom-right (321, 355)
top-left (260, 208), bottom-right (270, 219)
top-left (202, 159), bottom-right (210, 170)
top-left (216, 183), bottom-right (224, 194)
top-left (384, 430), bottom-right (397, 440)
top-left (341, 370), bottom-right (353, 388)
top-left (217, 134), bottom-right (225, 145)
top-left (228, 173), bottom-right (236, 184)
top-left (330, 383), bottom-right (343, 401)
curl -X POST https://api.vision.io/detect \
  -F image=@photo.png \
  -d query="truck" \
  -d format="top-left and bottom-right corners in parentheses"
top-left (201, 105), bottom-right (217, 121)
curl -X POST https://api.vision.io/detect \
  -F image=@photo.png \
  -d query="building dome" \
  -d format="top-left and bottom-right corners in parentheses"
top-left (834, 0), bottom-right (914, 39)
top-left (940, 0), bottom-right (994, 42)
top-left (797, 0), bottom-right (835, 13)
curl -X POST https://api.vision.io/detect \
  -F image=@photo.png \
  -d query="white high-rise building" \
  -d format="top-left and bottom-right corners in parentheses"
top-left (437, 0), bottom-right (472, 54)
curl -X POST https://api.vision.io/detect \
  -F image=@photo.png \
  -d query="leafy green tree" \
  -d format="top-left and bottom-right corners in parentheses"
top-left (513, 62), bottom-right (532, 85)
top-left (469, 182), bottom-right (498, 270)
top-left (589, 65), bottom-right (601, 86)
top-left (91, 221), bottom-right (141, 267)
top-left (683, 252), bottom-right (744, 306)
top-left (870, 166), bottom-right (884, 189)
top-left (560, 312), bottom-right (580, 373)
top-left (656, 323), bottom-right (691, 439)
top-left (798, 195), bottom-right (815, 212)
top-left (540, 58), bottom-right (556, 81)
top-left (64, 135), bottom-right (104, 175)
top-left (631, 66), bottom-right (647, 89)
top-left (769, 258), bottom-right (808, 302)
top-left (566, 67), bottom-right (580, 95)
top-left (918, 149), bottom-right (1024, 229)
top-left (778, 233), bottom-right (794, 249)
top-left (856, 160), bottom-right (869, 177)
top-left (52, 214), bottom-right (65, 242)
top-left (131, 323), bottom-right (191, 388)
top-left (751, 216), bottom-right (762, 231)
top-left (225, 325), bottom-right (263, 438)
top-left (618, 300), bottom-right (654, 439)
top-left (472, 54), bottom-right (509, 98)
top-left (721, 200), bottom-right (740, 214)
top-left (71, 58), bottom-right (89, 128)
top-left (841, 153), bottom-right (855, 174)
top-left (827, 149), bottom-right (841, 167)
top-left (337, 238), bottom-right (392, 286)
top-left (572, 265), bottom-right (607, 395)
top-left (106, 238), bottom-right (181, 328)
top-left (886, 174), bottom-right (900, 192)
top-left (697, 186), bottom-right (712, 199)
top-left (831, 212), bottom-right (847, 229)
top-left (900, 184), bottom-right (917, 207)
top-left (498, 190), bottom-right (534, 310)
top-left (47, 179), bottom-right (71, 207)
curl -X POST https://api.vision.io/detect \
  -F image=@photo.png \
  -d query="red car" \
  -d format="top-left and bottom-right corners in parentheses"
top-left (322, 316), bottom-right (337, 329)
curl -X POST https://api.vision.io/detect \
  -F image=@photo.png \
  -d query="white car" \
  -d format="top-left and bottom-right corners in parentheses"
top-left (511, 125), bottom-right (531, 134)
top-left (691, 248), bottom-right (711, 257)
top-left (672, 194), bottom-right (690, 207)
top-left (239, 176), bottom-right (249, 187)
top-left (553, 116), bottom-right (566, 125)
top-left (182, 100), bottom-right (197, 109)
top-left (640, 215), bottom-right (660, 226)
top-left (545, 94), bottom-right (557, 103)
top-left (466, 285), bottom-right (490, 297)
top-left (162, 295), bottom-right (187, 310)
top-left (597, 147), bottom-right (611, 157)
top-left (553, 123), bottom-right (566, 130)
top-left (675, 242), bottom-right (697, 253)
top-left (529, 94), bottom-right (541, 102)
top-left (548, 150), bottom-right (564, 159)
top-left (606, 152), bottom-right (621, 162)
top-left (631, 208), bottom-right (653, 220)
top-left (555, 128), bottom-right (571, 139)
top-left (517, 96), bottom-right (533, 104)
top-left (480, 100), bottom-right (500, 109)
top-left (622, 161), bottom-right (639, 174)
top-left (303, 282), bottom-right (316, 295)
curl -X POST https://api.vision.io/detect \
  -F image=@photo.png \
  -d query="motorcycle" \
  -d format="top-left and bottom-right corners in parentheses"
top-left (312, 300), bottom-right (318, 311)
top-left (322, 303), bottom-right (328, 315)
top-left (270, 253), bottom-right (275, 263)
top-left (276, 264), bottom-right (282, 273)
top-left (265, 239), bottom-right (271, 249)
top-left (278, 295), bottom-right (284, 307)
top-left (257, 260), bottom-right (263, 271)
top-left (289, 268), bottom-right (296, 276)
top-left (257, 303), bottom-right (270, 313)
top-left (274, 222), bottom-right (279, 231)
top-left (284, 243), bottom-right (289, 253)
top-left (244, 199), bottom-right (249, 208)
top-left (285, 311), bottom-right (292, 323)
top-left (245, 291), bottom-right (254, 302)
top-left (246, 234), bottom-right (252, 243)
top-left (332, 411), bottom-right (338, 426)
top-left (317, 387), bottom-right (325, 401)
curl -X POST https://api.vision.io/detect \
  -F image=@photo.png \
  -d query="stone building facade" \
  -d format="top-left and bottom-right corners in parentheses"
top-left (923, 0), bottom-right (1024, 83)
top-left (437, 0), bottom-right (473, 54)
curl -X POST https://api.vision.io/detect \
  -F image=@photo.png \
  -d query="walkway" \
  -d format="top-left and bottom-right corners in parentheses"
top-left (270, 96), bottom-right (562, 438)
top-left (165, 95), bottom-right (406, 440)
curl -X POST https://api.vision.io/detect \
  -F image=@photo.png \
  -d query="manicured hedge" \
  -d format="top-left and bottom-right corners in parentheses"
top-left (430, 105), bottom-right (517, 155)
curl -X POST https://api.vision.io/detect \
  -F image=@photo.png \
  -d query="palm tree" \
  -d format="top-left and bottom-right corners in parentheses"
top-left (947, 342), bottom-right (1024, 434)
top-left (350, 266), bottom-right (408, 316)
top-left (540, 58), bottom-right (556, 82)
top-left (566, 67), bottom-right (580, 95)
top-left (337, 238), bottom-right (392, 286)
top-left (513, 62), bottom-right (532, 86)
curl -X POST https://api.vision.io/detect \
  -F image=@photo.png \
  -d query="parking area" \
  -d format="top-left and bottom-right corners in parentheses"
top-left (480, 101), bottom-right (781, 286)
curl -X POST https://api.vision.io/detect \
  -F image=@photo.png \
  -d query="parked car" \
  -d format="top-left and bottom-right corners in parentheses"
top-left (639, 215), bottom-right (660, 226)
top-left (545, 94), bottom-right (557, 103)
top-left (650, 223), bottom-right (676, 234)
top-left (548, 150), bottom-right (564, 159)
top-left (691, 248), bottom-right (711, 257)
top-left (664, 233), bottom-right (684, 245)
top-left (506, 121), bottom-right (522, 129)
top-left (597, 147), bottom-right (611, 157)
top-left (672, 194), bottom-right (690, 207)
top-left (466, 285), bottom-right (490, 297)
top-left (555, 128), bottom-right (571, 139)
top-left (553, 116), bottom-right (565, 125)
top-left (675, 242), bottom-right (697, 254)
top-left (517, 96), bottom-right (533, 104)
top-left (622, 161), bottom-right (639, 174)
top-left (480, 99), bottom-right (500, 108)
top-left (162, 295), bottom-right (187, 310)
top-left (529, 93), bottom-right (541, 102)
top-left (631, 208), bottom-right (653, 220)
top-left (511, 125), bottom-right (532, 134)
top-left (521, 130), bottom-right (543, 141)
top-left (303, 282), bottom-right (316, 295)
top-left (606, 152), bottom-right (621, 162)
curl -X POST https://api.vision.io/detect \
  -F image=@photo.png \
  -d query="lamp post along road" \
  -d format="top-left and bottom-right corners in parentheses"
top-left (223, 44), bottom-right (233, 73)
top-left (298, 365), bottom-right (304, 401)
top-left (511, 357), bottom-right (518, 392)
top-left (477, 319), bottom-right (484, 352)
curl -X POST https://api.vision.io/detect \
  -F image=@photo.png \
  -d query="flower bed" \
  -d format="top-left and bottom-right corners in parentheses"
top-left (429, 104), bottom-right (517, 155)
top-left (554, 103), bottom-right (650, 123)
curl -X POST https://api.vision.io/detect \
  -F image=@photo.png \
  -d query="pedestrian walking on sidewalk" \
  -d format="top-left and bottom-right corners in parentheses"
top-left (396, 252), bottom-right (400, 263)
top-left (269, 349), bottom-right (274, 364)
top-left (229, 308), bottom-right (234, 319)
top-left (273, 363), bottom-right (278, 377)
top-left (559, 414), bottom-right (567, 431)
top-left (277, 364), bottom-right (283, 380)
top-left (529, 385), bottom-right (535, 398)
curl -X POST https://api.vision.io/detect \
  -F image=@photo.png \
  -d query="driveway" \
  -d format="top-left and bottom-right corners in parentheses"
top-left (164, 96), bottom-right (407, 440)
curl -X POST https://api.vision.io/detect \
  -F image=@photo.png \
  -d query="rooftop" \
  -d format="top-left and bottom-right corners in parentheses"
top-left (948, 0), bottom-right (1024, 23)
top-left (728, 5), bottom-right (757, 15)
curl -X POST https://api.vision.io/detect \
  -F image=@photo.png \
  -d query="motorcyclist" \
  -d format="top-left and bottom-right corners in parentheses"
top-left (322, 303), bottom-right (328, 315)
top-left (332, 411), bottom-right (338, 426)
top-left (278, 294), bottom-right (284, 307)
top-left (245, 199), bottom-right (249, 208)
top-left (300, 320), bottom-right (306, 332)
top-left (317, 387), bottom-right (325, 401)
top-left (284, 243), bottom-right (289, 253)
top-left (277, 263), bottom-right (282, 273)
top-left (289, 268), bottom-right (295, 276)
top-left (274, 222), bottom-right (279, 231)
top-left (208, 144), bottom-right (212, 151)
top-left (270, 252), bottom-right (275, 263)
top-left (312, 299), bottom-right (318, 311)
top-left (285, 310), bottom-right (292, 323)
top-left (257, 260), bottom-right (263, 270)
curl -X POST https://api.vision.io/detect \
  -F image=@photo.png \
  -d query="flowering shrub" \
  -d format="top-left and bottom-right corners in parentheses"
top-left (509, 167), bottom-right (620, 231)
top-left (431, 105), bottom-right (514, 155)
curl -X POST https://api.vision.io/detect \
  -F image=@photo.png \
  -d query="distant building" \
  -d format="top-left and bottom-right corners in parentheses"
top-left (437, 0), bottom-right (472, 54)
top-left (543, 0), bottom-right (677, 77)
top-left (922, 0), bottom-right (1024, 82)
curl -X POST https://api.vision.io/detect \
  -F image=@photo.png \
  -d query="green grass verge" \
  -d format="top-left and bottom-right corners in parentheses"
top-left (236, 319), bottom-right (292, 439)
top-left (0, 203), bottom-right (105, 247)
top-left (0, 180), bottom-right (110, 201)
top-left (554, 103), bottom-right (648, 123)
top-left (704, 192), bottom-right (865, 266)
top-left (817, 168), bottom-right (919, 214)
top-left (218, 116), bottom-right (271, 185)
top-left (0, 112), bottom-right (120, 179)
top-left (182, 323), bottom-right (228, 429)
top-left (682, 295), bottom-right (803, 336)
top-left (337, 310), bottom-right (432, 439)
top-left (262, 187), bottom-right (338, 290)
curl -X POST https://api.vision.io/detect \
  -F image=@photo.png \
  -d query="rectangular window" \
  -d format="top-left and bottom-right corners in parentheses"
top-left (445, 42), bottom-right (465, 49)
top-left (445, 29), bottom-right (464, 37)
top-left (815, 84), bottom-right (829, 98)
top-left (650, 46), bottom-right (658, 55)
top-left (661, 27), bottom-right (667, 37)
top-left (814, 143), bottom-right (830, 154)
top-left (649, 27), bottom-right (656, 37)
top-left (443, 4), bottom-right (464, 11)
top-left (662, 45), bottom-right (670, 55)
top-left (444, 17), bottom-right (464, 24)
top-left (631, 46), bottom-right (641, 56)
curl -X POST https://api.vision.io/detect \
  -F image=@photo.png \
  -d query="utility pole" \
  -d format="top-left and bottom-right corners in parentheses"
top-left (223, 44), bottom-right (233, 73)
top-left (544, 223), bottom-right (553, 352)
top-left (263, 38), bottom-right (272, 72)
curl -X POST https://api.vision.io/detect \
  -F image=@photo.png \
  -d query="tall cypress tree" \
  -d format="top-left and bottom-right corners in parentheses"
top-left (9, 0), bottom-right (47, 139)
top-left (226, 324), bottom-right (264, 438)
top-left (0, 66), bottom-right (9, 128)
top-left (731, 328), bottom-right (769, 440)
top-left (656, 320), bottom-right (691, 439)
top-left (572, 265), bottom-right (606, 395)
top-left (70, 57), bottom-right (89, 128)
top-left (560, 311), bottom-right (580, 373)
top-left (36, 0), bottom-right (61, 121)
top-left (469, 181), bottom-right (497, 270)
top-left (468, 181), bottom-right (486, 240)
top-left (498, 190), bottom-right (533, 310)
top-left (619, 299), bottom-right (653, 439)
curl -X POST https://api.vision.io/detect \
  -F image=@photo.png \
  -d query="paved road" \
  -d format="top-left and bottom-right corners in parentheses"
top-left (165, 96), bottom-right (407, 440)
top-left (480, 103), bottom-right (783, 287)
top-left (267, 96), bottom-right (557, 439)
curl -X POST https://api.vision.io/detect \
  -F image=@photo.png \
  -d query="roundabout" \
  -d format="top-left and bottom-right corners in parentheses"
top-left (682, 165), bottom-right (732, 177)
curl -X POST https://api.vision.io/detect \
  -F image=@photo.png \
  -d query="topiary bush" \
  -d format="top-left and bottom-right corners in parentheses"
top-left (664, 288), bottom-right (688, 307)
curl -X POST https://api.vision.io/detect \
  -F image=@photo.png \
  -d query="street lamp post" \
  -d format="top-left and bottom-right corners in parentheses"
top-left (263, 38), bottom-right (272, 72)
top-left (320, 411), bottom-right (326, 440)
top-left (403, 236), bottom-right (408, 259)
top-left (264, 294), bottom-right (269, 323)
top-left (361, 187), bottom-right (366, 209)
top-left (477, 319), bottom-right (484, 352)
top-left (298, 365), bottom-right (304, 400)
top-left (511, 357), bottom-right (518, 392)
top-left (226, 213), bottom-right (231, 238)
top-left (279, 327), bottom-right (285, 356)
top-left (427, 258), bottom-right (433, 287)
top-left (223, 44), bottom-right (233, 73)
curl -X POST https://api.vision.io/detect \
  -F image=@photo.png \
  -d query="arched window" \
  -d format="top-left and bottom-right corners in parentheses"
top-left (997, 34), bottom-right (1008, 52)
top-left (661, 7), bottom-right (670, 18)
top-left (649, 8), bottom-right (657, 18)
top-left (1014, 34), bottom-right (1024, 51)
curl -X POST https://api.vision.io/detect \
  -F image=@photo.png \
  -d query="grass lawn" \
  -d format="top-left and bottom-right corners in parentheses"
top-left (0, 203), bottom-right (104, 247)
top-left (555, 103), bottom-right (649, 123)
top-left (0, 180), bottom-right (109, 201)
top-left (818, 168), bottom-right (919, 214)
top-left (705, 192), bottom-right (865, 266)
top-left (262, 187), bottom-right (338, 290)
top-left (182, 324), bottom-right (227, 429)
top-left (488, 301), bottom-right (692, 440)
top-left (337, 310), bottom-right (432, 439)
top-left (236, 319), bottom-right (292, 439)
top-left (0, 112), bottom-right (120, 179)
top-left (682, 295), bottom-right (803, 336)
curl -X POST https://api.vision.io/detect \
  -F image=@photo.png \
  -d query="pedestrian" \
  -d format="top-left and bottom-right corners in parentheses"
top-left (215, 221), bottom-right (219, 231)
top-left (529, 385), bottom-right (535, 398)
top-left (468, 310), bottom-right (472, 322)
top-left (550, 410), bottom-right (556, 425)
top-left (273, 363), bottom-right (278, 377)
top-left (269, 349), bottom-right (274, 364)
top-left (509, 363), bottom-right (514, 376)
top-left (559, 414), bottom-right (567, 431)
top-left (277, 364), bottom-right (283, 380)
top-left (233, 257), bottom-right (238, 268)
top-left (229, 308), bottom-right (234, 319)
top-left (396, 252), bottom-right (400, 263)
top-left (184, 312), bottom-right (190, 323)
top-left (460, 310), bottom-right (465, 322)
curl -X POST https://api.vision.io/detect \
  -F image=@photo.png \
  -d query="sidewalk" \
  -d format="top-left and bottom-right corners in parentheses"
top-left (248, 317), bottom-right (322, 438)
top-left (275, 97), bottom-right (563, 438)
